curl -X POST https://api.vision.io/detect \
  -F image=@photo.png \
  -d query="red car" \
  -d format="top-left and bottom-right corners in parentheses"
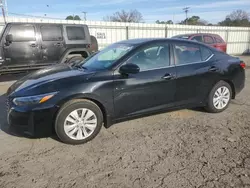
top-left (172, 33), bottom-right (227, 53)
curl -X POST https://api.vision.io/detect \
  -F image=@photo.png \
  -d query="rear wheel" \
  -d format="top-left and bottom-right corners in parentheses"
top-left (205, 81), bottom-right (232, 113)
top-left (55, 99), bottom-right (103, 145)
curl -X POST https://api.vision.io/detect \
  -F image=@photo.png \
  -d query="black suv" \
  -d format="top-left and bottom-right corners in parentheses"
top-left (0, 22), bottom-right (98, 74)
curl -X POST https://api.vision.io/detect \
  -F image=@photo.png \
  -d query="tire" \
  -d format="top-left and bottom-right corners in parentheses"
top-left (55, 99), bottom-right (103, 145)
top-left (205, 81), bottom-right (232, 113)
top-left (90, 35), bottom-right (98, 53)
top-left (66, 56), bottom-right (84, 65)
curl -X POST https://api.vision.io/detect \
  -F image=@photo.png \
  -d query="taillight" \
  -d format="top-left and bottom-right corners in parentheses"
top-left (240, 61), bottom-right (246, 69)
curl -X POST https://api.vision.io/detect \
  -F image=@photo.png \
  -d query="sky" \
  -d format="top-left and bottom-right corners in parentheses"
top-left (5, 0), bottom-right (250, 24)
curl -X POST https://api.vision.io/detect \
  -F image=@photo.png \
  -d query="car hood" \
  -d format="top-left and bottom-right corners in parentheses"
top-left (7, 64), bottom-right (95, 97)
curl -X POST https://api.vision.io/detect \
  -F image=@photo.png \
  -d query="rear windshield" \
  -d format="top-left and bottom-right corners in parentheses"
top-left (172, 35), bottom-right (190, 40)
top-left (214, 36), bottom-right (224, 43)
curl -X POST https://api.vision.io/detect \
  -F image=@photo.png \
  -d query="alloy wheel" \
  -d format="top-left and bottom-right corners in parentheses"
top-left (213, 86), bottom-right (230, 110)
top-left (64, 108), bottom-right (97, 140)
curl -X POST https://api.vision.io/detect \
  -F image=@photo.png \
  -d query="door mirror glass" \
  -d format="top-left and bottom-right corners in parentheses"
top-left (119, 63), bottom-right (140, 74)
top-left (5, 34), bottom-right (13, 43)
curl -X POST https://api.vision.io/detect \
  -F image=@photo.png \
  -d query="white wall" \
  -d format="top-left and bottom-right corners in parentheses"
top-left (0, 17), bottom-right (250, 54)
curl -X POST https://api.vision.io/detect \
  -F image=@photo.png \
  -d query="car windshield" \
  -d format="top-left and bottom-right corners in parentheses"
top-left (77, 43), bottom-right (134, 70)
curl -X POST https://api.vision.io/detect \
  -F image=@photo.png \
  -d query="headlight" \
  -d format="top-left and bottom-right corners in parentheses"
top-left (13, 92), bottom-right (58, 106)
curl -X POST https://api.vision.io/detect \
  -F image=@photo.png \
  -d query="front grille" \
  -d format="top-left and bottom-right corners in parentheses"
top-left (6, 97), bottom-right (10, 112)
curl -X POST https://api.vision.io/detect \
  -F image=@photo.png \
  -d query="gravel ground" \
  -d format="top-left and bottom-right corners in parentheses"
top-left (0, 56), bottom-right (250, 188)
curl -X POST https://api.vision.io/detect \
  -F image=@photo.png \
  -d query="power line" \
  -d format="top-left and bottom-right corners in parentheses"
top-left (8, 12), bottom-right (65, 20)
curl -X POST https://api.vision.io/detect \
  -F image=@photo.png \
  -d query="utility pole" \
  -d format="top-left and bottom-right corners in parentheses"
top-left (3, 0), bottom-right (7, 16)
top-left (82, 11), bottom-right (87, 21)
top-left (183, 7), bottom-right (190, 25)
top-left (0, 0), bottom-right (6, 24)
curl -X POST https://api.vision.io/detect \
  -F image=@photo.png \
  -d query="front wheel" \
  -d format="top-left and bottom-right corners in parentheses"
top-left (55, 99), bottom-right (103, 145)
top-left (205, 81), bottom-right (232, 113)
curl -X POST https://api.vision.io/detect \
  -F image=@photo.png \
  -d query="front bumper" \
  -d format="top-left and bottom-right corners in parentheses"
top-left (7, 106), bottom-right (58, 137)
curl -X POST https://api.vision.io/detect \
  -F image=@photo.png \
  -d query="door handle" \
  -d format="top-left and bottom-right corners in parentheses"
top-left (208, 66), bottom-right (219, 72)
top-left (162, 73), bottom-right (174, 80)
top-left (54, 43), bottom-right (62, 47)
top-left (30, 43), bottom-right (37, 47)
top-left (41, 45), bottom-right (46, 49)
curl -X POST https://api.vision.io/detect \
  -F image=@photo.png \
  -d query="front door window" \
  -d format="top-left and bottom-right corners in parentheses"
top-left (127, 44), bottom-right (170, 71)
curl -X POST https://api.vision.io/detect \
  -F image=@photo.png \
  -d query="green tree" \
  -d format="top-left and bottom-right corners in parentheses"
top-left (180, 16), bottom-right (207, 25)
top-left (156, 20), bottom-right (173, 24)
top-left (74, 15), bottom-right (81, 20)
top-left (66, 15), bottom-right (81, 20)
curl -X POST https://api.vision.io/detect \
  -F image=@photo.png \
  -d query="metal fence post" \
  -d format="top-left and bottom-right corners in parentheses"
top-left (165, 25), bottom-right (168, 38)
top-left (225, 29), bottom-right (229, 43)
top-left (248, 29), bottom-right (250, 54)
top-left (126, 26), bottom-right (129, 40)
top-left (225, 29), bottom-right (229, 53)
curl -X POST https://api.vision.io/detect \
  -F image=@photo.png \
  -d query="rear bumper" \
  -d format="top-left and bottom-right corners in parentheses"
top-left (235, 80), bottom-right (245, 96)
top-left (233, 69), bottom-right (245, 97)
top-left (8, 107), bottom-right (58, 137)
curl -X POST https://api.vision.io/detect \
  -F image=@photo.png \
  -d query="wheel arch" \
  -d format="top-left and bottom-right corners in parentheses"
top-left (222, 79), bottom-right (236, 99)
top-left (59, 48), bottom-right (90, 63)
top-left (204, 79), bottom-right (236, 104)
top-left (55, 93), bottom-right (110, 128)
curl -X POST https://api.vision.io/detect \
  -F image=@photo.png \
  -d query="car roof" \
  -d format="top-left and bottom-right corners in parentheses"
top-left (116, 38), bottom-right (162, 44)
top-left (116, 38), bottom-right (211, 47)
top-left (173, 33), bottom-right (220, 37)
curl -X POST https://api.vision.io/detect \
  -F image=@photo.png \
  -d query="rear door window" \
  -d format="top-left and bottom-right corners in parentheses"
top-left (214, 36), bottom-right (224, 43)
top-left (9, 25), bottom-right (36, 42)
top-left (201, 47), bottom-right (213, 61)
top-left (41, 25), bottom-right (63, 41)
top-left (66, 26), bottom-right (85, 40)
top-left (203, 35), bottom-right (215, 44)
top-left (174, 43), bottom-right (202, 65)
top-left (191, 36), bottom-right (203, 42)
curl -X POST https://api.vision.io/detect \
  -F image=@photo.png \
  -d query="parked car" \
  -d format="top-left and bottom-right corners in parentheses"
top-left (6, 38), bottom-right (245, 144)
top-left (172, 33), bottom-right (227, 53)
top-left (0, 22), bottom-right (98, 74)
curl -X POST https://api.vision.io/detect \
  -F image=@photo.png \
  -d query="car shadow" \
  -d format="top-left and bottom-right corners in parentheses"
top-left (243, 49), bottom-right (250, 55)
top-left (0, 92), bottom-right (206, 143)
top-left (114, 106), bottom-right (206, 125)
top-left (189, 107), bottom-right (207, 112)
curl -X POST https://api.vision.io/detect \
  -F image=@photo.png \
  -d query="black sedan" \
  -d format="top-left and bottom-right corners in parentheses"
top-left (6, 38), bottom-right (245, 145)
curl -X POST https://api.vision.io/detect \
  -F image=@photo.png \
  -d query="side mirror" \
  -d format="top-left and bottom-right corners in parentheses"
top-left (119, 63), bottom-right (140, 75)
top-left (5, 34), bottom-right (13, 43)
